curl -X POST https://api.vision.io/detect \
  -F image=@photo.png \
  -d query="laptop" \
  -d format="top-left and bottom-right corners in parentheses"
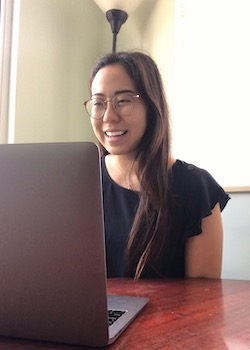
top-left (0, 142), bottom-right (148, 347)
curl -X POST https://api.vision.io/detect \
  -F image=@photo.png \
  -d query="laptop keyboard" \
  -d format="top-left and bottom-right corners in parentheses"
top-left (108, 309), bottom-right (126, 326)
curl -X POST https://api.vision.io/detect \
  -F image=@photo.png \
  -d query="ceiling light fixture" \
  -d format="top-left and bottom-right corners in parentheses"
top-left (93, 0), bottom-right (144, 53)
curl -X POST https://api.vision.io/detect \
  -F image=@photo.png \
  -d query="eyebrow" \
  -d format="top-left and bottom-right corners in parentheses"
top-left (91, 89), bottom-right (136, 98)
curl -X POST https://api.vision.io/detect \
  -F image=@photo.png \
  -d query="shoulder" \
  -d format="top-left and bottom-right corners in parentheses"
top-left (172, 160), bottom-right (214, 190)
top-left (171, 159), bottom-right (230, 213)
top-left (169, 160), bottom-right (230, 237)
top-left (172, 159), bottom-right (208, 175)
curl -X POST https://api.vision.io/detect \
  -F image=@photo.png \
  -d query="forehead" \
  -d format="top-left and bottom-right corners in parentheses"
top-left (91, 64), bottom-right (136, 95)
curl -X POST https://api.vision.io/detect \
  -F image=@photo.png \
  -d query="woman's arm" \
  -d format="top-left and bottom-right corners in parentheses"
top-left (185, 202), bottom-right (223, 278)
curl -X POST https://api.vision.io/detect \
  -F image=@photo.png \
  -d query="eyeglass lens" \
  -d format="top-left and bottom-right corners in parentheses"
top-left (85, 93), bottom-right (137, 119)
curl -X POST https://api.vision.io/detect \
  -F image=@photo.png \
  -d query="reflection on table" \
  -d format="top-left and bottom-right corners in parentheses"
top-left (0, 278), bottom-right (250, 349)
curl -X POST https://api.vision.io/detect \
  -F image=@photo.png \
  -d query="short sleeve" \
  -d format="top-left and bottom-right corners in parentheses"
top-left (172, 161), bottom-right (230, 238)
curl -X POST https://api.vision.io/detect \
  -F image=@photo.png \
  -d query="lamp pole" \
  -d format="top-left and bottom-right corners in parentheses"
top-left (106, 9), bottom-right (128, 53)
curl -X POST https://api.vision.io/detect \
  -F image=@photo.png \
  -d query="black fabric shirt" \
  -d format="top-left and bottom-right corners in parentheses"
top-left (101, 157), bottom-right (230, 278)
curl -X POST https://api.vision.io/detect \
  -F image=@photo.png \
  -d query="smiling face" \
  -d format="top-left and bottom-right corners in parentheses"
top-left (90, 64), bottom-right (147, 158)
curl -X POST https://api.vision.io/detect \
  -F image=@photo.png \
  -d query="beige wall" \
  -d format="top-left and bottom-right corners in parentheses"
top-left (14, 0), bottom-right (174, 143)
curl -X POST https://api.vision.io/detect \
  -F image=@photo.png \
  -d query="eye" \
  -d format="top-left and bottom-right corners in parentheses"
top-left (116, 95), bottom-right (133, 106)
top-left (92, 99), bottom-right (104, 108)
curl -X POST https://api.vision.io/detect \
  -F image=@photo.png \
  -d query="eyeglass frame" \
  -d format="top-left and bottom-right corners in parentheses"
top-left (83, 93), bottom-right (140, 119)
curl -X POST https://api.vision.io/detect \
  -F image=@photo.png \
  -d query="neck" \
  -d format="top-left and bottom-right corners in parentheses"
top-left (106, 154), bottom-right (140, 191)
top-left (112, 154), bottom-right (136, 172)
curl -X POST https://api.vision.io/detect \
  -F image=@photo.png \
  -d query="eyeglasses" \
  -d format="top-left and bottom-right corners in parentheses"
top-left (83, 93), bottom-right (140, 119)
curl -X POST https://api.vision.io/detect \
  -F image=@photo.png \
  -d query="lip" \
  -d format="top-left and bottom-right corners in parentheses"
top-left (105, 130), bottom-right (127, 138)
top-left (104, 130), bottom-right (128, 145)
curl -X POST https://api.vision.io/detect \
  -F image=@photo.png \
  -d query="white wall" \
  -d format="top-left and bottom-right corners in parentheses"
top-left (172, 0), bottom-right (250, 191)
top-left (222, 193), bottom-right (250, 280)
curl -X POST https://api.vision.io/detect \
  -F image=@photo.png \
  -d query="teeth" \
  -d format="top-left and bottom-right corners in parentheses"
top-left (106, 131), bottom-right (126, 137)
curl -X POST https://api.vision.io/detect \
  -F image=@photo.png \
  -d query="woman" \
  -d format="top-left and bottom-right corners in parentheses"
top-left (83, 51), bottom-right (230, 279)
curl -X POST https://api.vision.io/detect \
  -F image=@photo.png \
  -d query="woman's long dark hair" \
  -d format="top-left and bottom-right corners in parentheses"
top-left (88, 51), bottom-right (172, 279)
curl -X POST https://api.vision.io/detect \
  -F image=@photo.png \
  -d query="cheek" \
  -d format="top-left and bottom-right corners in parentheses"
top-left (137, 104), bottom-right (148, 134)
top-left (90, 120), bottom-right (104, 141)
top-left (90, 119), bottom-right (100, 132)
top-left (139, 114), bottom-right (148, 136)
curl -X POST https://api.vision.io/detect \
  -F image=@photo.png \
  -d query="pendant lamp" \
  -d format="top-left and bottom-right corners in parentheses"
top-left (93, 0), bottom-right (144, 53)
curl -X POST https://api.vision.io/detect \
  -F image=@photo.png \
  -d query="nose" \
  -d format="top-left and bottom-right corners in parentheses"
top-left (102, 101), bottom-right (120, 123)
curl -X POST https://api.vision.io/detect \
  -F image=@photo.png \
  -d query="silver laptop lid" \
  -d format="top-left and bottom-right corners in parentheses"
top-left (0, 142), bottom-right (109, 346)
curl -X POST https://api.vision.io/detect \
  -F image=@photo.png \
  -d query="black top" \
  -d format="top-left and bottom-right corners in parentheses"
top-left (101, 157), bottom-right (230, 278)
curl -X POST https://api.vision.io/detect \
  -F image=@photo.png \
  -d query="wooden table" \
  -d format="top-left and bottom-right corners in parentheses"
top-left (0, 278), bottom-right (250, 349)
